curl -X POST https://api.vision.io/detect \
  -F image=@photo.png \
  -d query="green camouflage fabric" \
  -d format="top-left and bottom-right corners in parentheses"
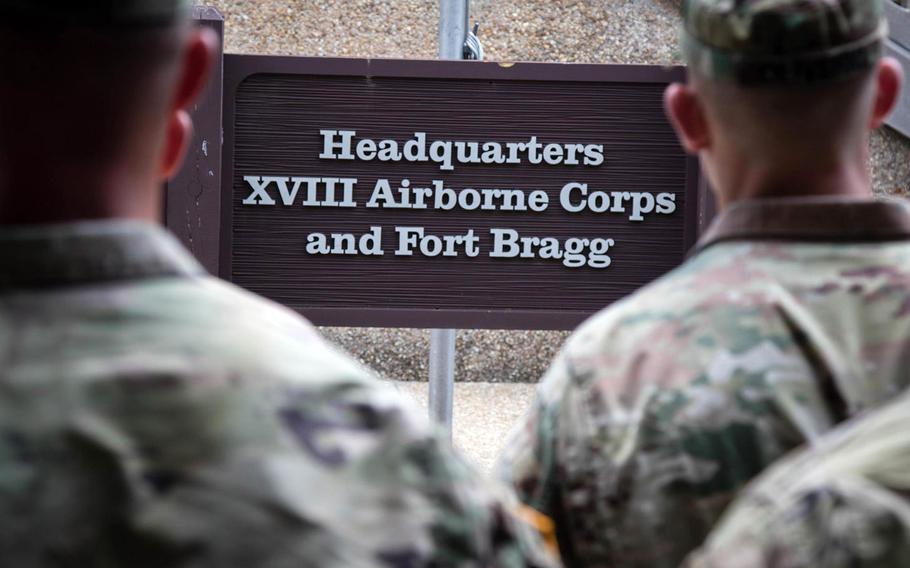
top-left (681, 0), bottom-right (886, 85)
top-left (0, 221), bottom-right (559, 568)
top-left (499, 198), bottom-right (910, 567)
top-left (687, 389), bottom-right (910, 568)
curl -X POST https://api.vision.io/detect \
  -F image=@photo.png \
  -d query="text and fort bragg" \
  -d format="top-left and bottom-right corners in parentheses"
top-left (241, 130), bottom-right (679, 269)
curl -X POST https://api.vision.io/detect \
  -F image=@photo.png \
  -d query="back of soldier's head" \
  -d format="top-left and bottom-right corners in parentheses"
top-left (0, 1), bottom-right (193, 193)
top-left (679, 0), bottom-right (888, 151)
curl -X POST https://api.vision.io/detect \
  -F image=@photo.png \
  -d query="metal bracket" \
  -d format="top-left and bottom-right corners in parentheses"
top-left (464, 22), bottom-right (484, 61)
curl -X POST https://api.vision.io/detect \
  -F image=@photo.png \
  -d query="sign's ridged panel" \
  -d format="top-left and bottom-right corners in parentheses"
top-left (230, 66), bottom-right (695, 328)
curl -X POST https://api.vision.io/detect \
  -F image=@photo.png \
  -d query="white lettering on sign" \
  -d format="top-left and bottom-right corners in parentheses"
top-left (243, 176), bottom-right (358, 208)
top-left (394, 227), bottom-right (481, 258)
top-left (242, 128), bottom-right (684, 270)
top-left (306, 226), bottom-right (384, 256)
top-left (365, 179), bottom-right (551, 212)
top-left (560, 183), bottom-right (677, 221)
top-left (317, 131), bottom-right (606, 171)
top-left (490, 229), bottom-right (615, 269)
top-left (319, 130), bottom-right (356, 160)
top-left (299, 224), bottom-right (616, 269)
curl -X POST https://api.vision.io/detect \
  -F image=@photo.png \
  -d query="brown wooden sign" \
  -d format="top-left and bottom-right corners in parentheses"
top-left (164, 6), bottom-right (223, 275)
top-left (219, 56), bottom-right (707, 330)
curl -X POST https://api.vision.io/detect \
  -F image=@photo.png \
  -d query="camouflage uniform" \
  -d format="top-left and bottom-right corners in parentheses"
top-left (499, 1), bottom-right (898, 565)
top-left (0, 2), bottom-right (558, 565)
top-left (0, 221), bottom-right (559, 567)
top-left (686, 389), bottom-right (910, 568)
top-left (499, 197), bottom-right (910, 567)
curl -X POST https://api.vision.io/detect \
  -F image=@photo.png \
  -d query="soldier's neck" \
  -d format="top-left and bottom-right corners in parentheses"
top-left (0, 170), bottom-right (161, 226)
top-left (712, 154), bottom-right (872, 210)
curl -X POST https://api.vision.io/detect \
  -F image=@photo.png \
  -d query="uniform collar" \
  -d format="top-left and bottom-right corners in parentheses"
top-left (696, 197), bottom-right (910, 253)
top-left (0, 221), bottom-right (205, 291)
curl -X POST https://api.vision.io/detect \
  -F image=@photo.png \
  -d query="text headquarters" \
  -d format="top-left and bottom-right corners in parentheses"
top-left (241, 131), bottom-right (680, 269)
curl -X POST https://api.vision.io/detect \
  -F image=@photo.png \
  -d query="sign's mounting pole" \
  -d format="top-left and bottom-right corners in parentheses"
top-left (429, 329), bottom-right (456, 432)
top-left (438, 0), bottom-right (469, 60)
top-left (430, 0), bottom-right (469, 435)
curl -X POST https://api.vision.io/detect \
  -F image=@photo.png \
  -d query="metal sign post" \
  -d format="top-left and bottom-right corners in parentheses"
top-left (438, 0), bottom-right (469, 60)
top-left (429, 329), bottom-right (456, 431)
top-left (430, 0), bottom-right (469, 433)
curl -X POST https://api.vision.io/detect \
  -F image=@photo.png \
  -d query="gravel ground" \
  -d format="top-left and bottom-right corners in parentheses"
top-left (389, 381), bottom-right (537, 473)
top-left (204, 0), bottom-right (683, 64)
top-left (198, 0), bottom-right (910, 383)
top-left (323, 327), bottom-right (568, 383)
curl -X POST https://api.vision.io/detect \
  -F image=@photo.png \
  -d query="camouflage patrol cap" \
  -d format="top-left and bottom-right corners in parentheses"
top-left (681, 0), bottom-right (887, 86)
top-left (0, 0), bottom-right (191, 27)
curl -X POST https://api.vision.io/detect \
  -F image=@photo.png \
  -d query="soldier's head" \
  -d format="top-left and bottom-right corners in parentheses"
top-left (665, 0), bottom-right (903, 207)
top-left (0, 1), bottom-right (217, 223)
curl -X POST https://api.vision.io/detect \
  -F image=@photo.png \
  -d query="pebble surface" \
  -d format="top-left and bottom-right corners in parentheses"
top-left (322, 327), bottom-right (568, 383)
top-left (199, 0), bottom-right (910, 383)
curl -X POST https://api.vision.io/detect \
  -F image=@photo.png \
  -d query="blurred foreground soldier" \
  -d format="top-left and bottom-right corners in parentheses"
top-left (0, 3), bottom-right (556, 567)
top-left (687, 390), bottom-right (910, 568)
top-left (499, 0), bottom-right (908, 566)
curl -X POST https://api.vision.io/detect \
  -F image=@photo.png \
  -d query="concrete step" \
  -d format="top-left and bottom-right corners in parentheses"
top-left (388, 381), bottom-right (537, 474)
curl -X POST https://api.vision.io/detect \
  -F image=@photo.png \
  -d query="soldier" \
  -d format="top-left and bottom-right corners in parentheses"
top-left (686, 389), bottom-right (910, 567)
top-left (498, 1), bottom-right (908, 566)
top-left (0, 2), bottom-right (557, 567)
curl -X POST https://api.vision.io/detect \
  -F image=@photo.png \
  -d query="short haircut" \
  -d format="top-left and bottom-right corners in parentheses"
top-left (0, 21), bottom-right (189, 167)
top-left (692, 68), bottom-right (878, 152)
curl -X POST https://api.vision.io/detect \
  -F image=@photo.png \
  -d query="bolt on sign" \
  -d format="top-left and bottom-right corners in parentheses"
top-left (220, 57), bottom-right (708, 330)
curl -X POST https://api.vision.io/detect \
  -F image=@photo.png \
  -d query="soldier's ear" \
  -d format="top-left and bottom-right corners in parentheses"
top-left (160, 109), bottom-right (193, 180)
top-left (159, 27), bottom-right (218, 180)
top-left (172, 27), bottom-right (219, 112)
top-left (664, 83), bottom-right (711, 154)
top-left (870, 57), bottom-right (903, 130)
